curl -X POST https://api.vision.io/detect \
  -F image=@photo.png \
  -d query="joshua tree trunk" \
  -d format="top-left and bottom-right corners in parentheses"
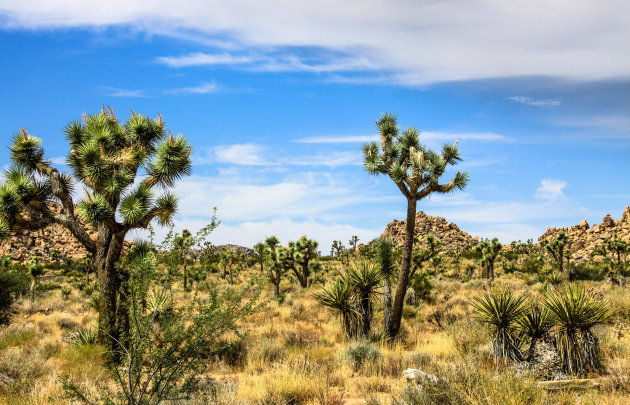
top-left (29, 277), bottom-right (37, 309)
top-left (527, 336), bottom-right (539, 362)
top-left (183, 260), bottom-right (188, 290)
top-left (273, 280), bottom-right (280, 297)
top-left (95, 229), bottom-right (125, 350)
top-left (389, 197), bottom-right (417, 337)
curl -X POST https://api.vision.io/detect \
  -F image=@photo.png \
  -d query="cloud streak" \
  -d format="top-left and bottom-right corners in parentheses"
top-left (2, 1), bottom-right (629, 84)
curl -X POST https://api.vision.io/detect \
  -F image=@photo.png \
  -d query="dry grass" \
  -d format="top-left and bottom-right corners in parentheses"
top-left (2, 262), bottom-right (630, 404)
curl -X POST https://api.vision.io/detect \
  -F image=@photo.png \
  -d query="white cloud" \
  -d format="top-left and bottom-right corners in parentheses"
top-left (166, 81), bottom-right (219, 94)
top-left (210, 143), bottom-right (270, 166)
top-left (2, 1), bottom-right (629, 84)
top-left (156, 52), bottom-right (255, 67)
top-left (536, 178), bottom-right (567, 200)
top-left (509, 96), bottom-right (561, 107)
top-left (102, 86), bottom-right (148, 97)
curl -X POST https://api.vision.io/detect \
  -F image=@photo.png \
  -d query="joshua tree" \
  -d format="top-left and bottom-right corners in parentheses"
top-left (592, 233), bottom-right (629, 280)
top-left (542, 232), bottom-right (572, 281)
top-left (543, 284), bottom-right (611, 374)
top-left (349, 235), bottom-right (359, 252)
top-left (375, 237), bottom-right (397, 336)
top-left (363, 113), bottom-right (468, 337)
top-left (50, 248), bottom-right (61, 270)
top-left (0, 108), bottom-right (191, 348)
top-left (253, 242), bottom-right (267, 274)
top-left (471, 285), bottom-right (528, 362)
top-left (175, 229), bottom-right (193, 289)
top-left (218, 248), bottom-right (240, 284)
top-left (410, 234), bottom-right (442, 279)
top-left (264, 236), bottom-right (290, 297)
top-left (27, 255), bottom-right (45, 309)
top-left (347, 261), bottom-right (382, 338)
top-left (288, 235), bottom-right (320, 288)
top-left (475, 238), bottom-right (503, 279)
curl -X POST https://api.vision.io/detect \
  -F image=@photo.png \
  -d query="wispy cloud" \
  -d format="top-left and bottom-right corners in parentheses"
top-left (509, 96), bottom-right (561, 107)
top-left (536, 178), bottom-right (567, 200)
top-left (102, 86), bottom-right (148, 98)
top-left (3, 1), bottom-right (630, 85)
top-left (156, 52), bottom-right (255, 67)
top-left (166, 82), bottom-right (220, 94)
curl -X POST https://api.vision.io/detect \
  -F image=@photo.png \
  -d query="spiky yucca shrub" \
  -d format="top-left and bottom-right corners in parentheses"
top-left (314, 279), bottom-right (362, 340)
top-left (543, 284), bottom-right (612, 375)
top-left (471, 286), bottom-right (528, 362)
top-left (347, 261), bottom-right (382, 338)
top-left (518, 305), bottom-right (554, 362)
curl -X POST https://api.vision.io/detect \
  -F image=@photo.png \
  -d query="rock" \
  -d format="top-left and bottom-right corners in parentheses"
top-left (579, 219), bottom-right (589, 229)
top-left (403, 368), bottom-right (441, 383)
top-left (380, 211), bottom-right (478, 252)
top-left (603, 213), bottom-right (615, 228)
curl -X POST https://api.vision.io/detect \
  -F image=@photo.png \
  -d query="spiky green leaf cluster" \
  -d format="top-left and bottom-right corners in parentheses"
top-left (362, 113), bottom-right (469, 198)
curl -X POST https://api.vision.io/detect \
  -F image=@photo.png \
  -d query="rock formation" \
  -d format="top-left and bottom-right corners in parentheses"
top-left (538, 207), bottom-right (630, 262)
top-left (0, 202), bottom-right (131, 262)
top-left (380, 211), bottom-right (478, 252)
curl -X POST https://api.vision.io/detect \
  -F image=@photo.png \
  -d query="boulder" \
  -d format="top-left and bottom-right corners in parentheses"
top-left (403, 368), bottom-right (441, 383)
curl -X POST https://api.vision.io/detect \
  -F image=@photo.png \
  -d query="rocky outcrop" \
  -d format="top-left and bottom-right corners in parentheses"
top-left (538, 207), bottom-right (630, 262)
top-left (380, 211), bottom-right (478, 252)
top-left (0, 202), bottom-right (131, 262)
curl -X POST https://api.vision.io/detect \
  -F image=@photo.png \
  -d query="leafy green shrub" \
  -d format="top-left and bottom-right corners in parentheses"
top-left (409, 272), bottom-right (432, 302)
top-left (573, 262), bottom-right (607, 281)
top-left (345, 341), bottom-right (382, 370)
top-left (0, 268), bottom-right (29, 325)
top-left (36, 281), bottom-right (62, 291)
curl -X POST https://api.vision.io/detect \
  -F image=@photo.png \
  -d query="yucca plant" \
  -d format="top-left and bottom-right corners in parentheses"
top-left (65, 327), bottom-right (98, 347)
top-left (543, 284), bottom-right (612, 375)
top-left (314, 278), bottom-right (362, 340)
top-left (362, 112), bottom-right (468, 337)
top-left (347, 261), bottom-right (382, 337)
top-left (518, 304), bottom-right (554, 362)
top-left (471, 285), bottom-right (528, 362)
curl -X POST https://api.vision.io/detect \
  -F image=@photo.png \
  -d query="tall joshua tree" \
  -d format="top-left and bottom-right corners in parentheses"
top-left (0, 108), bottom-right (191, 348)
top-left (362, 112), bottom-right (468, 337)
top-left (543, 232), bottom-right (572, 281)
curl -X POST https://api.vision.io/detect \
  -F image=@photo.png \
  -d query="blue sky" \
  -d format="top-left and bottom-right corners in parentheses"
top-left (0, 1), bottom-right (629, 249)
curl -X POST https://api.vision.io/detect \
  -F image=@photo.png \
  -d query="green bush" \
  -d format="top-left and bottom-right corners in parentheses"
top-left (0, 269), bottom-right (29, 325)
top-left (345, 341), bottom-right (382, 370)
top-left (573, 262), bottom-right (607, 281)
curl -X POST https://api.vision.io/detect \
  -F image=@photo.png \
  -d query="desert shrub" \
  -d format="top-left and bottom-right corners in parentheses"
top-left (409, 272), bottom-right (432, 302)
top-left (573, 262), bottom-right (607, 281)
top-left (426, 305), bottom-right (456, 329)
top-left (344, 341), bottom-right (382, 370)
top-left (520, 254), bottom-right (545, 274)
top-left (212, 338), bottom-right (248, 367)
top-left (0, 269), bottom-right (29, 325)
top-left (61, 286), bottom-right (72, 300)
top-left (0, 324), bottom-right (36, 349)
top-left (446, 321), bottom-right (487, 357)
top-left (249, 337), bottom-right (287, 365)
top-left (36, 281), bottom-right (62, 291)
top-left (57, 316), bottom-right (79, 330)
top-left (0, 346), bottom-right (49, 396)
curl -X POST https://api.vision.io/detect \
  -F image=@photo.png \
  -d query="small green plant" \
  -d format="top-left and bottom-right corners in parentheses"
top-left (65, 327), bottom-right (98, 347)
top-left (543, 284), bottom-right (612, 375)
top-left (471, 285), bottom-right (528, 362)
top-left (344, 341), bottom-right (382, 370)
top-left (61, 286), bottom-right (72, 300)
top-left (517, 304), bottom-right (554, 362)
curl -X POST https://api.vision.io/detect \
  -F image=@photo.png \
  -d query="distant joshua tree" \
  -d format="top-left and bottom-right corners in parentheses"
top-left (542, 232), bottom-right (572, 281)
top-left (288, 235), bottom-right (320, 287)
top-left (362, 112), bottom-right (468, 337)
top-left (475, 238), bottom-right (502, 279)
